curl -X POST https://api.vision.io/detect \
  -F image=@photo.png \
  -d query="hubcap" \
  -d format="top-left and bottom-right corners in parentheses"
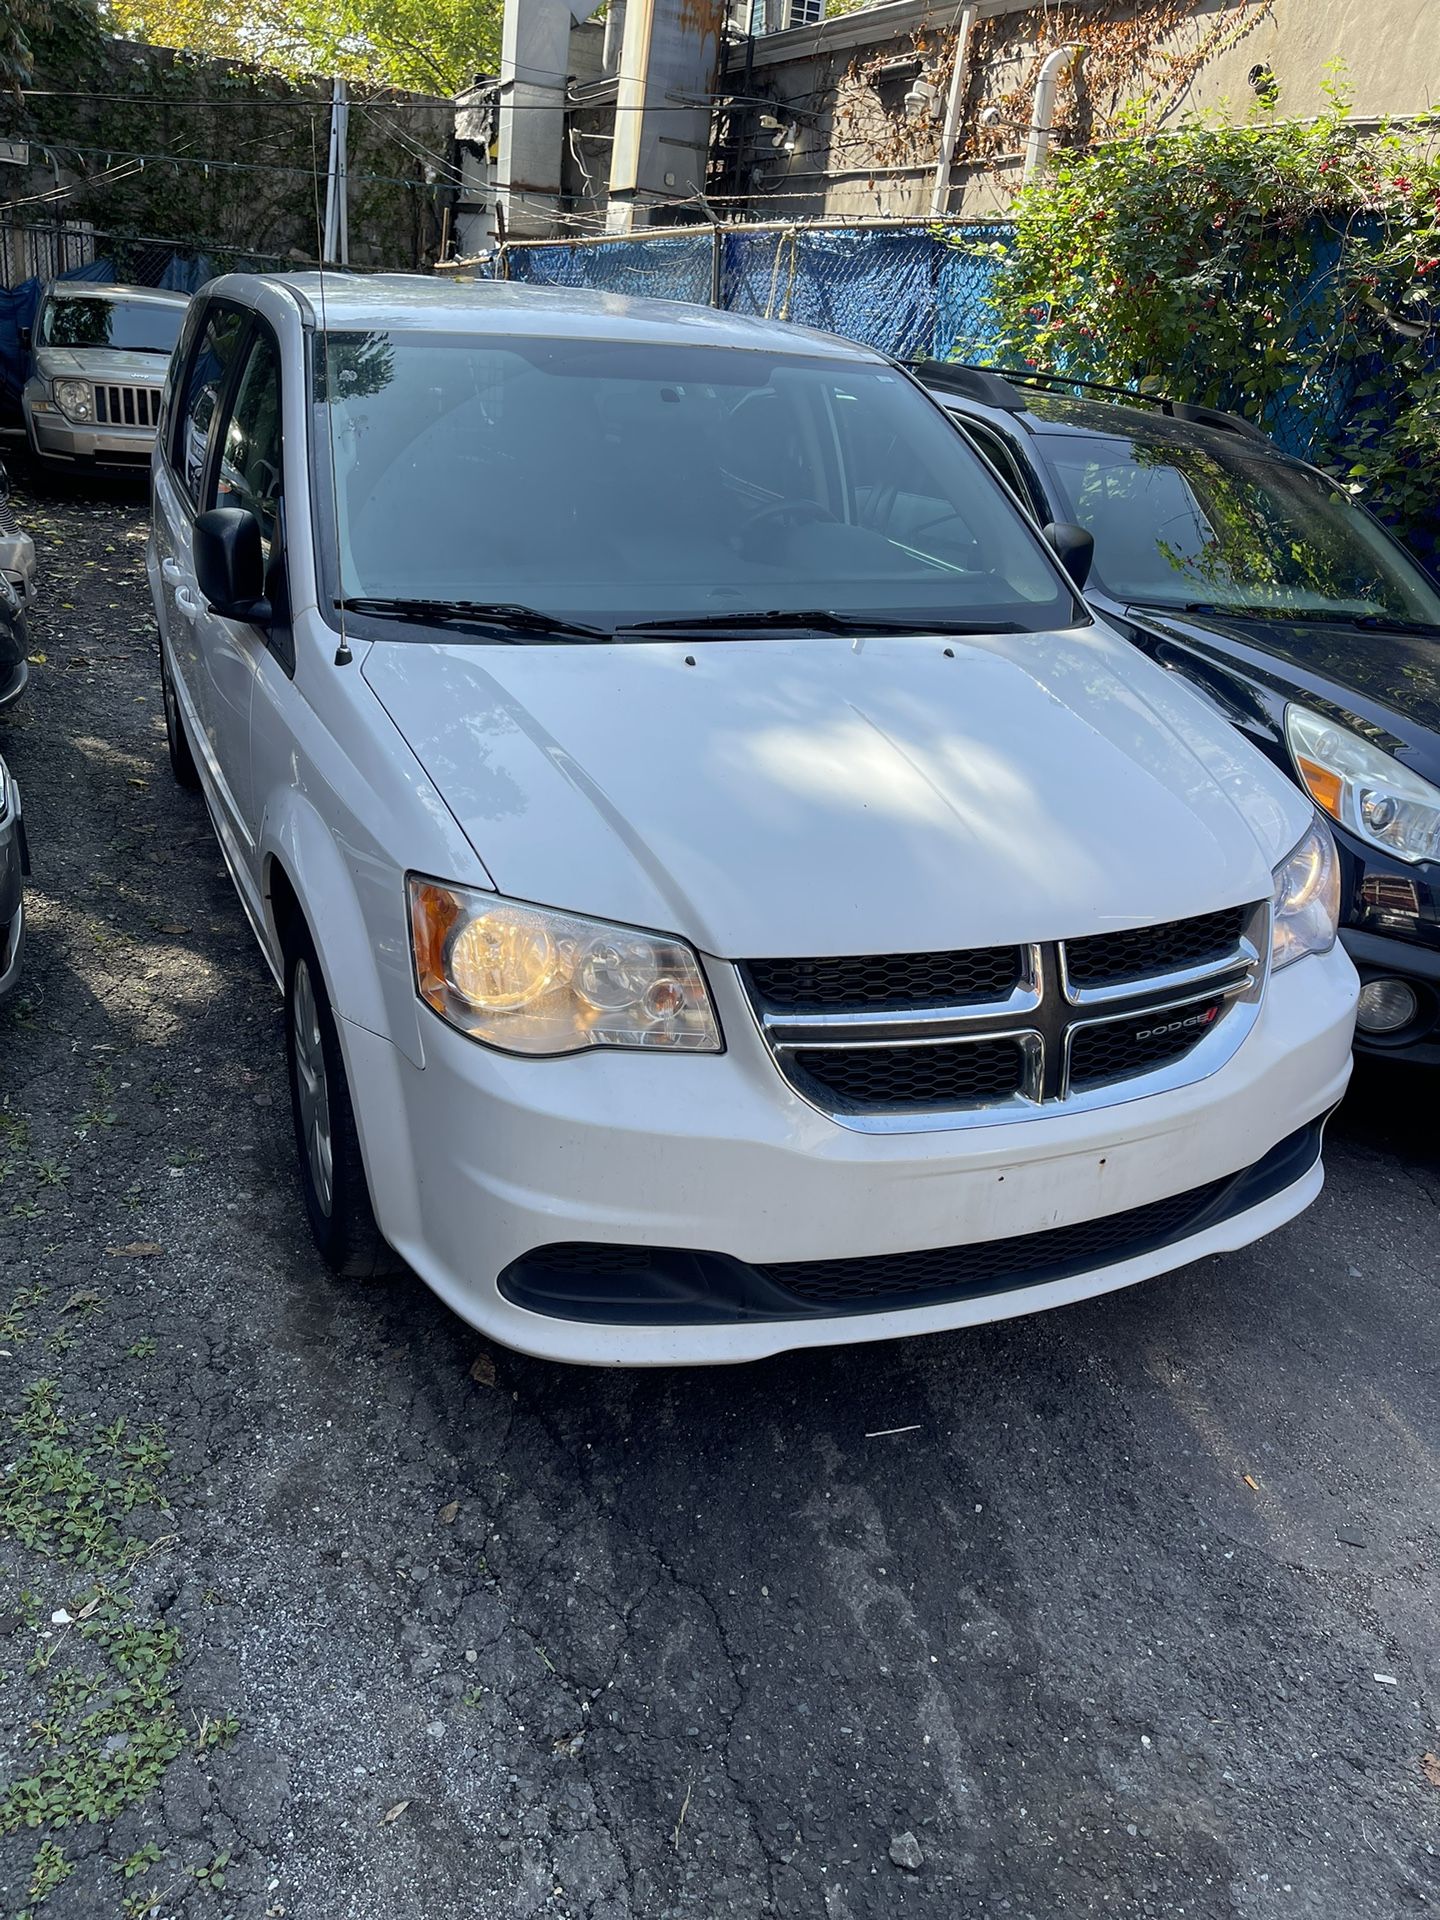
top-left (292, 959), bottom-right (334, 1217)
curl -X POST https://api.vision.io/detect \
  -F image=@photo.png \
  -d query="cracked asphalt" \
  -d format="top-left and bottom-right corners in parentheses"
top-left (0, 476), bottom-right (1437, 1920)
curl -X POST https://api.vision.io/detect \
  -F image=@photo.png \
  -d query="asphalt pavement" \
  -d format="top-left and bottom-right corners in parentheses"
top-left (0, 478), bottom-right (1435, 1920)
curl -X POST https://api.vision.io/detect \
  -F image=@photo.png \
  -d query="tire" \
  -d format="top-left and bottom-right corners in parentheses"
top-left (283, 921), bottom-right (395, 1278)
top-left (160, 641), bottom-right (201, 791)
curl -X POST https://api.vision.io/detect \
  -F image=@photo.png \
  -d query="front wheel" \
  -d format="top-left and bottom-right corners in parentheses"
top-left (284, 924), bottom-right (395, 1278)
top-left (160, 642), bottom-right (200, 790)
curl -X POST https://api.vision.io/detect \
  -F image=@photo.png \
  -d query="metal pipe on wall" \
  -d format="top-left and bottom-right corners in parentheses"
top-left (929, 5), bottom-right (976, 218)
top-left (1022, 42), bottom-right (1083, 184)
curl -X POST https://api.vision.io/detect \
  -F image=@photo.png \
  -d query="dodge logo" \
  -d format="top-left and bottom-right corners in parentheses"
top-left (1135, 1005), bottom-right (1220, 1042)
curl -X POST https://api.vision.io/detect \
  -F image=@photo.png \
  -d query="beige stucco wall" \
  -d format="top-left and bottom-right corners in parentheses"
top-left (1179, 0), bottom-right (1439, 122)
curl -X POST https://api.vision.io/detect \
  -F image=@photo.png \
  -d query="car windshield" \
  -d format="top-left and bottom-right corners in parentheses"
top-left (38, 293), bottom-right (184, 355)
top-left (310, 331), bottom-right (1075, 636)
top-left (1042, 428), bottom-right (1440, 626)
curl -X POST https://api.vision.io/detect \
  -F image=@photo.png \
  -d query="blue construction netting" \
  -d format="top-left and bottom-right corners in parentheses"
top-left (495, 221), bottom-right (1010, 364)
top-left (503, 232), bottom-right (715, 304)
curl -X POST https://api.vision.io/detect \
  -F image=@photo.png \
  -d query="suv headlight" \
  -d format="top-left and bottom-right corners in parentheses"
top-left (1287, 704), bottom-right (1440, 866)
top-left (1271, 818), bottom-right (1341, 970)
top-left (52, 378), bottom-right (93, 423)
top-left (407, 879), bottom-right (722, 1056)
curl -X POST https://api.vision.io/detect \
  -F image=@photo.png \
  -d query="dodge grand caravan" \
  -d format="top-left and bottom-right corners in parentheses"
top-left (147, 276), bottom-right (1357, 1365)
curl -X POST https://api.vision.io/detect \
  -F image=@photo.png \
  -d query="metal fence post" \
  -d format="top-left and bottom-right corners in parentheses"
top-left (710, 225), bottom-right (723, 308)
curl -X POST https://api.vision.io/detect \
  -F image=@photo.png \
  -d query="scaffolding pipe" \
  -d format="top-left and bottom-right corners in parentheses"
top-left (929, 5), bottom-right (977, 218)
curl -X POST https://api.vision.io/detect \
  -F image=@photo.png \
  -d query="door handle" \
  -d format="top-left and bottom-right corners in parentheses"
top-left (161, 558), bottom-right (183, 583)
top-left (174, 587), bottom-right (199, 619)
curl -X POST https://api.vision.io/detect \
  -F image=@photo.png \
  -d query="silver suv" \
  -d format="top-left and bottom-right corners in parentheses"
top-left (23, 283), bottom-right (189, 473)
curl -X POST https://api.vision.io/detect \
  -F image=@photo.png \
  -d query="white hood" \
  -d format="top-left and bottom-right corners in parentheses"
top-left (362, 622), bottom-right (1310, 960)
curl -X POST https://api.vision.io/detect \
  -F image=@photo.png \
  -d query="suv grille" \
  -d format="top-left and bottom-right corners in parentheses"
top-left (790, 1038), bottom-right (1027, 1110)
top-left (745, 947), bottom-right (1019, 1010)
top-left (1065, 907), bottom-right (1244, 989)
top-left (93, 384), bottom-right (161, 429)
top-left (744, 904), bottom-right (1264, 1129)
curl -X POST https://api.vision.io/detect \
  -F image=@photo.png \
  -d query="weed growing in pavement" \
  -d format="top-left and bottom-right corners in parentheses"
top-left (30, 1161), bottom-right (70, 1190)
top-left (0, 1382), bottom-right (170, 1565)
top-left (0, 1286), bottom-right (48, 1348)
top-left (124, 1338), bottom-right (157, 1360)
top-left (117, 1842), bottom-right (163, 1880)
top-left (15, 1837), bottom-right (73, 1917)
top-left (75, 1068), bottom-right (119, 1136)
top-left (0, 1378), bottom-right (239, 1896)
top-left (190, 1848), bottom-right (232, 1890)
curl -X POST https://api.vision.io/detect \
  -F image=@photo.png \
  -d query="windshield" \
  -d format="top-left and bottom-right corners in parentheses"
top-left (310, 332), bottom-right (1075, 636)
top-left (1043, 429), bottom-right (1440, 626)
top-left (38, 293), bottom-right (184, 356)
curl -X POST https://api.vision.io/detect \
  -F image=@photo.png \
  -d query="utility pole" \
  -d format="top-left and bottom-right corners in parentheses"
top-left (322, 77), bottom-right (350, 264)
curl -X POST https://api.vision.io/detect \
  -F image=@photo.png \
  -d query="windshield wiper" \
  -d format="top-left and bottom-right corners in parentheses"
top-left (622, 609), bottom-right (1025, 637)
top-left (1172, 599), bottom-right (1440, 636)
top-left (338, 597), bottom-right (610, 641)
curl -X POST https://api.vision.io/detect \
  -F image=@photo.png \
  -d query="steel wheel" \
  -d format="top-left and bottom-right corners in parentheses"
top-left (291, 956), bottom-right (334, 1218)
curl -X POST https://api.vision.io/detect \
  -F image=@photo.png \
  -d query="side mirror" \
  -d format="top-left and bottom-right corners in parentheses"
top-left (193, 507), bottom-right (271, 625)
top-left (18, 327), bottom-right (31, 354)
top-left (1042, 520), bottom-right (1095, 591)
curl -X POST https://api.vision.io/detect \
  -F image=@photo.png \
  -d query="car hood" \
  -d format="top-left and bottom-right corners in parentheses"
top-left (1129, 606), bottom-right (1440, 748)
top-left (361, 624), bottom-right (1308, 959)
top-left (32, 346), bottom-right (169, 383)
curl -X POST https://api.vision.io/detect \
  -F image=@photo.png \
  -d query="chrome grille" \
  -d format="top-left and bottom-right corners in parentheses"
top-left (93, 384), bottom-right (162, 429)
top-left (744, 903), bottom-right (1269, 1133)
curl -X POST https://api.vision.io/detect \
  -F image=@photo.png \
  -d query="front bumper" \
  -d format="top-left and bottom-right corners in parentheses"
top-left (24, 389), bottom-right (156, 468)
top-left (338, 943), bottom-right (1358, 1365)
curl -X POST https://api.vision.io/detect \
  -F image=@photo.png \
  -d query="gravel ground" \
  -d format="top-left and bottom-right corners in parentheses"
top-left (0, 474), bottom-right (1436, 1920)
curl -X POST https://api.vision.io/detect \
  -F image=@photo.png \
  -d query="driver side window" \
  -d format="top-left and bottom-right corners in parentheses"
top-left (211, 331), bottom-right (283, 557)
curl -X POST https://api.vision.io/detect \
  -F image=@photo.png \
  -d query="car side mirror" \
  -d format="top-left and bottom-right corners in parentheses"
top-left (193, 507), bottom-right (272, 625)
top-left (18, 327), bottom-right (30, 353)
top-left (1042, 520), bottom-right (1095, 591)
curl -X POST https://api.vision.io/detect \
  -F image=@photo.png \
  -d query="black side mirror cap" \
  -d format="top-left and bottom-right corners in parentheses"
top-left (1042, 520), bottom-right (1095, 591)
top-left (193, 507), bottom-right (271, 625)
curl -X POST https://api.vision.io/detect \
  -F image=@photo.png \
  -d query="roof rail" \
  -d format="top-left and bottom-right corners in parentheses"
top-left (921, 361), bottom-right (1271, 443)
top-left (907, 359), bottom-right (1027, 413)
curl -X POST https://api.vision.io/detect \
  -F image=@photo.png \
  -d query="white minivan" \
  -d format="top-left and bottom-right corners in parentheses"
top-left (148, 275), bottom-right (1357, 1365)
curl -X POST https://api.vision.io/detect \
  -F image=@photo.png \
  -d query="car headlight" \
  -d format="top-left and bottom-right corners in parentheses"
top-left (1286, 704), bottom-right (1440, 866)
top-left (407, 879), bottom-right (722, 1056)
top-left (52, 378), bottom-right (93, 423)
top-left (1271, 817), bottom-right (1341, 970)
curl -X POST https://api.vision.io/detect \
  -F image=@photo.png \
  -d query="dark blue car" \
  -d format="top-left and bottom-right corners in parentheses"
top-left (918, 363), bottom-right (1440, 1065)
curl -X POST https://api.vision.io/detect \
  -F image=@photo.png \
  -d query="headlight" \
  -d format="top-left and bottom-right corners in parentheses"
top-left (1271, 818), bottom-right (1341, 970)
top-left (1287, 704), bottom-right (1440, 866)
top-left (52, 378), bottom-right (93, 423)
top-left (407, 879), bottom-right (722, 1056)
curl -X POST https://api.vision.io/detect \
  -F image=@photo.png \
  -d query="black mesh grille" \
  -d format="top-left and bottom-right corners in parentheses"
top-left (1068, 998), bottom-right (1226, 1092)
top-left (787, 1039), bottom-right (1026, 1110)
top-left (745, 947), bottom-right (1021, 1011)
top-left (761, 1176), bottom-right (1228, 1306)
top-left (1064, 908), bottom-right (1244, 989)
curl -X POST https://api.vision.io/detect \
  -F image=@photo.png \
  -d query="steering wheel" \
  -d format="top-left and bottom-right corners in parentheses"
top-left (737, 497), bottom-right (839, 545)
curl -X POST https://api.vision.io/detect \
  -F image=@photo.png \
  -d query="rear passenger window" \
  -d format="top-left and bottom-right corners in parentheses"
top-left (176, 306), bottom-right (246, 509)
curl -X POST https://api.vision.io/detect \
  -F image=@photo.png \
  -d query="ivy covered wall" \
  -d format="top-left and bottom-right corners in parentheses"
top-left (5, 24), bottom-right (453, 273)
